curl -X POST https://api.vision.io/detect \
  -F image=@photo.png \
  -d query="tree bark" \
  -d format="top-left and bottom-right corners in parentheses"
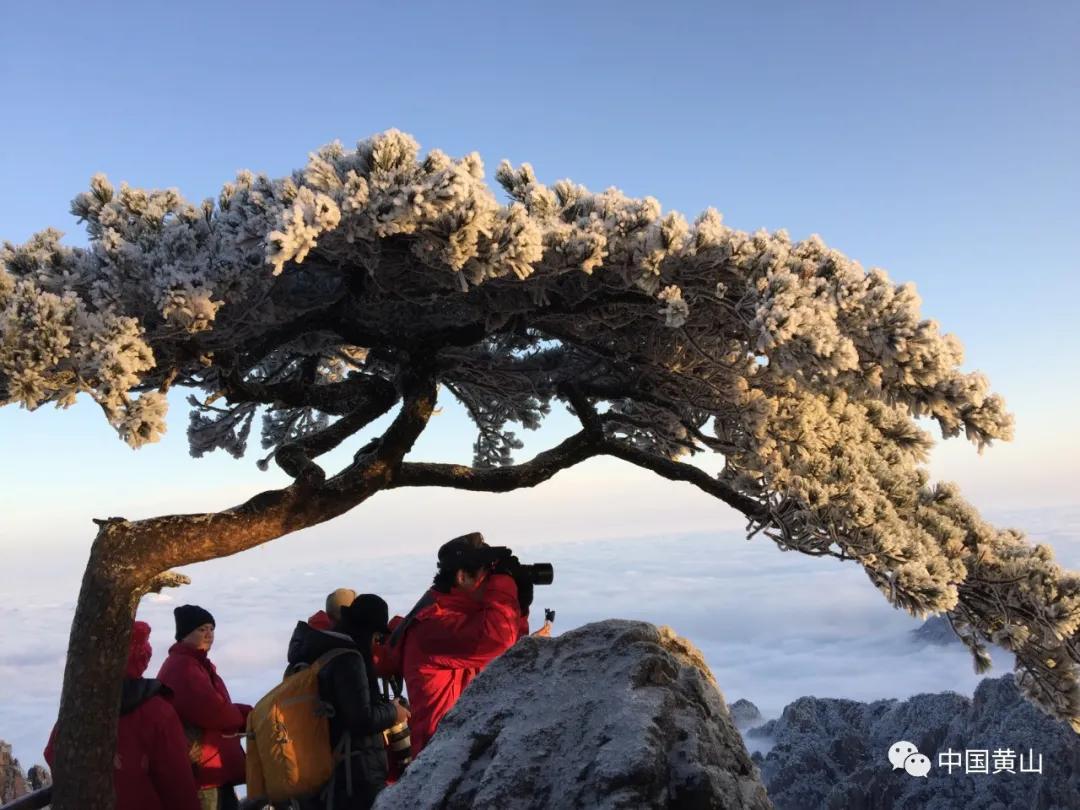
top-left (50, 521), bottom-right (144, 810)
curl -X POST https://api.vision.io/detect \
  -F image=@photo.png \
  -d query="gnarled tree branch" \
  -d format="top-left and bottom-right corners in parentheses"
top-left (393, 430), bottom-right (601, 492)
top-left (116, 372), bottom-right (438, 575)
top-left (273, 375), bottom-right (399, 481)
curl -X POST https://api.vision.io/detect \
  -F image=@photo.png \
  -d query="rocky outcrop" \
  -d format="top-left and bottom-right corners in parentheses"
top-left (910, 615), bottom-right (961, 646)
top-left (1, 741), bottom-right (51, 806)
top-left (1, 741), bottom-right (30, 803)
top-left (730, 699), bottom-right (763, 729)
top-left (27, 764), bottom-right (51, 792)
top-left (374, 620), bottom-right (771, 810)
top-left (747, 675), bottom-right (1080, 809)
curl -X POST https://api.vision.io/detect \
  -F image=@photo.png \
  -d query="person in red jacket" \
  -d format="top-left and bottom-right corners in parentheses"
top-left (397, 533), bottom-right (525, 758)
top-left (45, 620), bottom-right (199, 810)
top-left (157, 605), bottom-right (251, 810)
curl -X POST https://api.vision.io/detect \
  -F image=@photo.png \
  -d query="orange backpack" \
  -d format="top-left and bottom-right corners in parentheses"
top-left (246, 648), bottom-right (359, 802)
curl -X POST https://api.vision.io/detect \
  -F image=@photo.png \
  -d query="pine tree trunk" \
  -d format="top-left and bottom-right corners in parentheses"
top-left (42, 381), bottom-right (438, 808)
top-left (49, 522), bottom-right (144, 810)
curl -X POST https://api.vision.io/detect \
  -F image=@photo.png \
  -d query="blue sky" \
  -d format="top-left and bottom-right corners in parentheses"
top-left (1, 0), bottom-right (1079, 767)
top-left (0, 3), bottom-right (1077, 585)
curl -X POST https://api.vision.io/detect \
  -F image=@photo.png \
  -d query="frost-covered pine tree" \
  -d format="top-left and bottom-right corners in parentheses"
top-left (3, 131), bottom-right (1077, 809)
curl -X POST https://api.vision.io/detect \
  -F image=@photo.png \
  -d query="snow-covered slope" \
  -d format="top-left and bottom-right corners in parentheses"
top-left (374, 620), bottom-right (771, 810)
top-left (747, 675), bottom-right (1079, 809)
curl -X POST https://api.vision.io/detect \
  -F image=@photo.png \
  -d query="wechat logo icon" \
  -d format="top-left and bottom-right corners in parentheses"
top-left (888, 740), bottom-right (931, 777)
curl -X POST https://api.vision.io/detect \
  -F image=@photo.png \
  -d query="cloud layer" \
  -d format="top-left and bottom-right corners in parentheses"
top-left (2, 513), bottom-right (1078, 771)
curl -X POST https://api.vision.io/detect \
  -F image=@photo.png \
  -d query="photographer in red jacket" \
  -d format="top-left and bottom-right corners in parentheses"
top-left (396, 533), bottom-right (526, 757)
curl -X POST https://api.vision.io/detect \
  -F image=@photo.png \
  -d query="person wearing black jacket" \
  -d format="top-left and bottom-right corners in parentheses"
top-left (286, 594), bottom-right (409, 810)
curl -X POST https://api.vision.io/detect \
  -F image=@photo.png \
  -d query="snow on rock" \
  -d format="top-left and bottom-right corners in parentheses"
top-left (374, 619), bottom-right (771, 810)
top-left (746, 674), bottom-right (1080, 809)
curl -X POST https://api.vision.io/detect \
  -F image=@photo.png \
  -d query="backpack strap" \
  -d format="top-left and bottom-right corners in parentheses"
top-left (345, 732), bottom-right (354, 797)
top-left (283, 661), bottom-right (309, 678)
top-left (322, 730), bottom-right (354, 810)
top-left (387, 591), bottom-right (437, 650)
top-left (318, 646), bottom-right (365, 808)
top-left (313, 647), bottom-right (363, 668)
top-left (310, 648), bottom-right (363, 721)
top-left (380, 674), bottom-right (405, 700)
top-left (283, 646), bottom-right (359, 681)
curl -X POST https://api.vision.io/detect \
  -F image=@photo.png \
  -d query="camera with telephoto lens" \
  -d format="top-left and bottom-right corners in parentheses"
top-left (384, 719), bottom-right (412, 771)
top-left (479, 546), bottom-right (554, 586)
top-left (383, 695), bottom-right (412, 771)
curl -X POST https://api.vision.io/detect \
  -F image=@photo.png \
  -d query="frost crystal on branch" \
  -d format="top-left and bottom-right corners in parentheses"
top-left (4, 130), bottom-right (1078, 732)
top-left (658, 285), bottom-right (689, 328)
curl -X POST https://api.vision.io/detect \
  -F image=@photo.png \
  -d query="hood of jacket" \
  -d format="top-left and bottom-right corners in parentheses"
top-left (125, 621), bottom-right (153, 678)
top-left (120, 677), bottom-right (169, 715)
top-left (287, 620), bottom-right (358, 667)
top-left (307, 610), bottom-right (333, 631)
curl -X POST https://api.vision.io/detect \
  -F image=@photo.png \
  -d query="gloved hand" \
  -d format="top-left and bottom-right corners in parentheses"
top-left (391, 699), bottom-right (411, 725)
top-left (489, 549), bottom-right (521, 578)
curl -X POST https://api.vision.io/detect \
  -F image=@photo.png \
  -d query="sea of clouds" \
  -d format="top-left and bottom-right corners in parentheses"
top-left (4, 505), bottom-right (1079, 771)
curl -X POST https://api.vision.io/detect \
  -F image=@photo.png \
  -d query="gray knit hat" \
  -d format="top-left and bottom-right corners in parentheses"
top-left (325, 588), bottom-right (357, 623)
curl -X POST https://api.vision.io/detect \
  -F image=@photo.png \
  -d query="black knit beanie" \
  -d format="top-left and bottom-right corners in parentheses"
top-left (437, 532), bottom-right (486, 569)
top-left (340, 594), bottom-right (390, 636)
top-left (174, 604), bottom-right (215, 641)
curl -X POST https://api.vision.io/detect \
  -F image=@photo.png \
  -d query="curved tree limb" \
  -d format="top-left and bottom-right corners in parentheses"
top-left (115, 372), bottom-right (438, 576)
top-left (393, 388), bottom-right (766, 523)
top-left (220, 366), bottom-right (390, 415)
top-left (598, 440), bottom-right (767, 520)
top-left (273, 375), bottom-right (399, 481)
top-left (393, 430), bottom-right (601, 492)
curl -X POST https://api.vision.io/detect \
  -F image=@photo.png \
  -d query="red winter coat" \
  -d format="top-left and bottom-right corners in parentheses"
top-left (44, 621), bottom-right (200, 810)
top-left (157, 643), bottom-right (250, 789)
top-left (401, 574), bottom-right (522, 757)
top-left (44, 681), bottom-right (200, 810)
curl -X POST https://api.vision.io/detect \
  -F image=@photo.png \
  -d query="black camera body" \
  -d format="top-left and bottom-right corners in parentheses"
top-left (480, 545), bottom-right (554, 586)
